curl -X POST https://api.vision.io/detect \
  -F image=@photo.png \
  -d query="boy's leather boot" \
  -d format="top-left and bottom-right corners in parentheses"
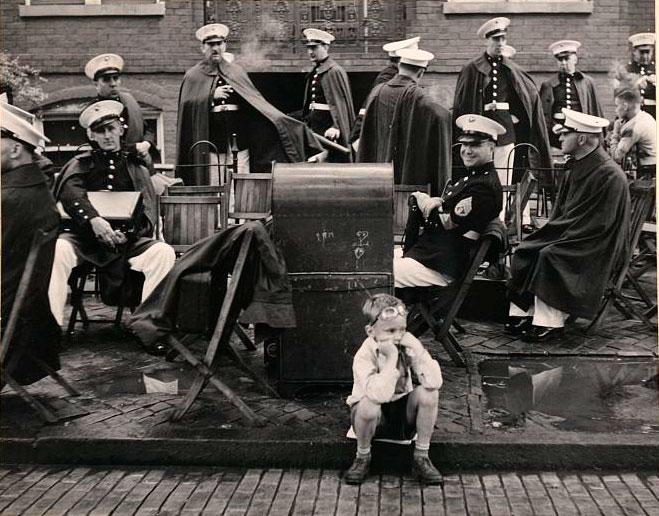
top-left (344, 455), bottom-right (371, 484)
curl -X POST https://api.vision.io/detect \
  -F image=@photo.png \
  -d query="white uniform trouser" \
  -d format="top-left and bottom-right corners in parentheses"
top-left (393, 248), bottom-right (453, 288)
top-left (209, 149), bottom-right (250, 220)
top-left (494, 143), bottom-right (531, 224)
top-left (509, 297), bottom-right (568, 328)
top-left (48, 238), bottom-right (176, 326)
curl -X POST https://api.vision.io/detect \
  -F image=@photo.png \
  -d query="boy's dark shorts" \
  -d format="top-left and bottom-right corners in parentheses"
top-left (373, 393), bottom-right (416, 441)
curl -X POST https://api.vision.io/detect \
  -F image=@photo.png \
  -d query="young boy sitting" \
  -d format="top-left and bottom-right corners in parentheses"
top-left (344, 293), bottom-right (444, 485)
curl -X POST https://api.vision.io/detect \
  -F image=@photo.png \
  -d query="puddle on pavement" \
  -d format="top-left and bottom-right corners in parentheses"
top-left (479, 358), bottom-right (659, 433)
top-left (95, 364), bottom-right (197, 395)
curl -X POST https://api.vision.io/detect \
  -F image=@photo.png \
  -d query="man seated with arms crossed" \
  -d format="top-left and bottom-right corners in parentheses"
top-left (506, 109), bottom-right (630, 342)
top-left (48, 100), bottom-right (175, 355)
top-left (345, 293), bottom-right (443, 485)
top-left (609, 87), bottom-right (656, 179)
top-left (393, 114), bottom-right (504, 288)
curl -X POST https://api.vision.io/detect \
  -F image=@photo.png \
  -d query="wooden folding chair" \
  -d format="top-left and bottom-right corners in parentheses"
top-left (1, 230), bottom-right (80, 423)
top-left (66, 263), bottom-right (142, 336)
top-left (398, 220), bottom-right (506, 367)
top-left (393, 183), bottom-right (431, 245)
top-left (503, 169), bottom-right (537, 245)
top-left (588, 180), bottom-right (656, 332)
top-left (229, 172), bottom-right (273, 224)
top-left (166, 227), bottom-right (276, 425)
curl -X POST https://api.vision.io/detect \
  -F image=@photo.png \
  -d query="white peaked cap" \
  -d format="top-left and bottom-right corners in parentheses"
top-left (1, 102), bottom-right (49, 149)
top-left (396, 48), bottom-right (434, 68)
top-left (383, 37), bottom-right (421, 57)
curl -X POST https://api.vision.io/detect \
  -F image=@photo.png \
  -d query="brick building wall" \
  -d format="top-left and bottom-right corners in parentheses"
top-left (1, 0), bottom-right (654, 162)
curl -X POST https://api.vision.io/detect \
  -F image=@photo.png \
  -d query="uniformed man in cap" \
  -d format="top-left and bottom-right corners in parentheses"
top-left (540, 40), bottom-right (604, 151)
top-left (350, 36), bottom-right (420, 147)
top-left (49, 100), bottom-right (176, 355)
top-left (453, 17), bottom-right (552, 189)
top-left (626, 33), bottom-right (656, 119)
top-left (393, 114), bottom-right (504, 288)
top-left (357, 48), bottom-right (452, 196)
top-left (85, 53), bottom-right (159, 165)
top-left (176, 23), bottom-right (325, 185)
top-left (299, 28), bottom-right (355, 162)
top-left (506, 109), bottom-right (630, 342)
top-left (1, 103), bottom-right (62, 385)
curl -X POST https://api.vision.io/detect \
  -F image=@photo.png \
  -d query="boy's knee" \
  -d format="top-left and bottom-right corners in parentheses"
top-left (414, 386), bottom-right (438, 408)
top-left (353, 398), bottom-right (382, 422)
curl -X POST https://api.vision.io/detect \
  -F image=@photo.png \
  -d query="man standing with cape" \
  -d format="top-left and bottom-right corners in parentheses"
top-left (176, 23), bottom-right (325, 186)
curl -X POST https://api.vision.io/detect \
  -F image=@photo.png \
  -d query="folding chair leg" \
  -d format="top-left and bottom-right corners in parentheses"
top-left (615, 292), bottom-right (658, 331)
top-left (28, 354), bottom-right (80, 397)
top-left (419, 303), bottom-right (466, 367)
top-left (452, 320), bottom-right (466, 334)
top-left (625, 274), bottom-right (655, 308)
top-left (114, 306), bottom-right (125, 329)
top-left (1, 372), bottom-right (58, 423)
top-left (223, 343), bottom-right (280, 398)
top-left (167, 335), bottom-right (265, 426)
top-left (234, 324), bottom-right (257, 351)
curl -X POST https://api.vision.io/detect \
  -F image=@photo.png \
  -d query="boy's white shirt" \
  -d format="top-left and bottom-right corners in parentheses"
top-left (346, 333), bottom-right (443, 407)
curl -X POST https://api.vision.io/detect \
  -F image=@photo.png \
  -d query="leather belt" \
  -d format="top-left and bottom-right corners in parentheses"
top-left (309, 102), bottom-right (331, 111)
top-left (212, 104), bottom-right (240, 113)
top-left (643, 99), bottom-right (656, 106)
top-left (484, 102), bottom-right (510, 112)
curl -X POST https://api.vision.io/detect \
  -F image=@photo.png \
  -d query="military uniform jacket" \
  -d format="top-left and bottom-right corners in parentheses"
top-left (453, 54), bottom-right (553, 173)
top-left (539, 71), bottom-right (604, 144)
top-left (627, 60), bottom-right (656, 116)
top-left (302, 57), bottom-right (355, 152)
top-left (404, 161), bottom-right (502, 279)
top-left (2, 162), bottom-right (61, 385)
top-left (54, 151), bottom-right (159, 304)
top-left (507, 146), bottom-right (630, 318)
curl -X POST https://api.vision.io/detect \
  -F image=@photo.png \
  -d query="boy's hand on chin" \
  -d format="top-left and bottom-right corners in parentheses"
top-left (377, 340), bottom-right (399, 359)
top-left (398, 332), bottom-right (419, 351)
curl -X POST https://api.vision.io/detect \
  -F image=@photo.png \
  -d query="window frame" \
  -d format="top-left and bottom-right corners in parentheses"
top-left (443, 0), bottom-right (594, 15)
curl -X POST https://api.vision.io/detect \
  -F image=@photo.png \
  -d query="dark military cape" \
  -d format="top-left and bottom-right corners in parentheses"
top-left (302, 57), bottom-right (356, 154)
top-left (54, 151), bottom-right (159, 304)
top-left (539, 71), bottom-right (604, 137)
top-left (357, 75), bottom-right (452, 196)
top-left (2, 163), bottom-right (61, 385)
top-left (350, 63), bottom-right (399, 142)
top-left (453, 54), bottom-right (553, 173)
top-left (129, 222), bottom-right (295, 346)
top-left (176, 60), bottom-right (324, 185)
top-left (507, 147), bottom-right (630, 318)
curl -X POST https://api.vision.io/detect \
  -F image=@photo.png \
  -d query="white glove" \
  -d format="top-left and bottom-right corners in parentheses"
top-left (411, 191), bottom-right (442, 218)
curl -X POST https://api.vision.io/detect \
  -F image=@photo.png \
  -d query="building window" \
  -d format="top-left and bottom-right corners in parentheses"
top-left (443, 0), bottom-right (594, 15)
top-left (20, 0), bottom-right (165, 17)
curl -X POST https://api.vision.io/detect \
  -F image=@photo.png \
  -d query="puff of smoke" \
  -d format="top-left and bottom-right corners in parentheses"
top-left (236, 14), bottom-right (288, 71)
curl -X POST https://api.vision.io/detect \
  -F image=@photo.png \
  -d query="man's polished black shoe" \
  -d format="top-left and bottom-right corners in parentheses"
top-left (521, 325), bottom-right (564, 342)
top-left (504, 316), bottom-right (533, 336)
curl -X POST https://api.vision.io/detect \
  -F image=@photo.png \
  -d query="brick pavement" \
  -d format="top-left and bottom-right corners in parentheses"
top-left (0, 465), bottom-right (658, 515)
top-left (1, 269), bottom-right (656, 468)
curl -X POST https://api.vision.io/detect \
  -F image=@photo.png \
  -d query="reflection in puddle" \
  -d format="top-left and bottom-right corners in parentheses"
top-left (95, 365), bottom-right (197, 395)
top-left (480, 358), bottom-right (658, 433)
